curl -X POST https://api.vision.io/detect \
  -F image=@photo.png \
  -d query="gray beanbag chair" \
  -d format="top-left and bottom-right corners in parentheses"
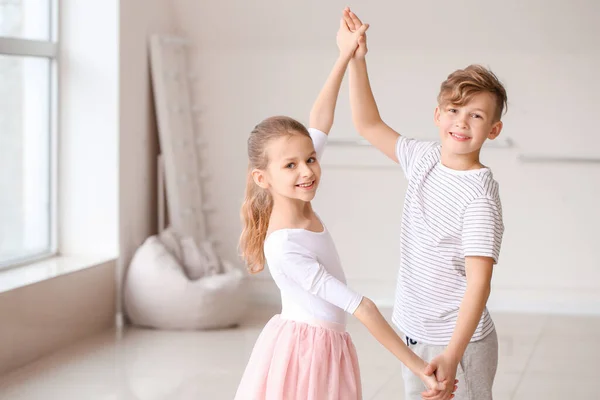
top-left (124, 232), bottom-right (248, 330)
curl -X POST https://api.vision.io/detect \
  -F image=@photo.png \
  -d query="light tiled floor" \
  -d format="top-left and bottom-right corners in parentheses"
top-left (1, 308), bottom-right (598, 399)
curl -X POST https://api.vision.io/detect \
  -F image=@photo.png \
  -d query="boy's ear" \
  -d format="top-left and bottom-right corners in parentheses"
top-left (252, 169), bottom-right (270, 189)
top-left (433, 106), bottom-right (441, 126)
top-left (488, 120), bottom-right (503, 140)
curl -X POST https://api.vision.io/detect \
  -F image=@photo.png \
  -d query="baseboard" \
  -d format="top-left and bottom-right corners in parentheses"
top-left (247, 276), bottom-right (600, 316)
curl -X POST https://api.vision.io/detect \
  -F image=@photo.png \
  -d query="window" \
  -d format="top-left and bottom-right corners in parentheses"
top-left (0, 0), bottom-right (57, 269)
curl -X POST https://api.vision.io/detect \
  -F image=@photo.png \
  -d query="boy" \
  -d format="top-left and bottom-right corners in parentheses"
top-left (343, 8), bottom-right (506, 400)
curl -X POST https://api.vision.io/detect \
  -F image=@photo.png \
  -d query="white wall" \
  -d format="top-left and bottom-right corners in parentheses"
top-left (170, 0), bottom-right (600, 314)
top-left (60, 0), bottom-right (119, 258)
top-left (0, 260), bottom-right (115, 376)
top-left (0, 0), bottom-right (121, 376)
top-left (118, 0), bottom-right (176, 323)
top-left (0, 0), bottom-right (176, 376)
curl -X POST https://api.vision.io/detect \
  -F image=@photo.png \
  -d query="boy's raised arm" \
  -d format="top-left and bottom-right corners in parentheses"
top-left (345, 8), bottom-right (401, 163)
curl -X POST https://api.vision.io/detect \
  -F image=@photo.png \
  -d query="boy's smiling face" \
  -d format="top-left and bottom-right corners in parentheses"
top-left (435, 91), bottom-right (503, 156)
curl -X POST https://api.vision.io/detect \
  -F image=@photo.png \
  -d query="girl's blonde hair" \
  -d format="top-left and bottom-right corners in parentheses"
top-left (239, 116), bottom-right (311, 273)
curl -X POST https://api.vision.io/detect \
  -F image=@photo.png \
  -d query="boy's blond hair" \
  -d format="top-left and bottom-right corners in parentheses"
top-left (438, 64), bottom-right (507, 122)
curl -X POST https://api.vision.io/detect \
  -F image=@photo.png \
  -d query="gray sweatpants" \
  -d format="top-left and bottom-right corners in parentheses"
top-left (400, 329), bottom-right (498, 400)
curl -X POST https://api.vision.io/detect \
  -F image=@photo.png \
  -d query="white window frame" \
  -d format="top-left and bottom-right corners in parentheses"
top-left (0, 0), bottom-right (59, 270)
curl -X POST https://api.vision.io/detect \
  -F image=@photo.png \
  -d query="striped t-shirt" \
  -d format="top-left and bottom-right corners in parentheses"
top-left (392, 136), bottom-right (504, 345)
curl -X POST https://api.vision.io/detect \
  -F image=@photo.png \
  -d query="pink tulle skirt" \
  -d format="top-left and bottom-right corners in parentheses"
top-left (234, 314), bottom-right (362, 400)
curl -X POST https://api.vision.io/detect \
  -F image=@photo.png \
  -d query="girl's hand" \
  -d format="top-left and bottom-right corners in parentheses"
top-left (420, 374), bottom-right (458, 400)
top-left (416, 364), bottom-right (451, 400)
top-left (421, 353), bottom-right (460, 400)
top-left (342, 7), bottom-right (369, 59)
top-left (336, 11), bottom-right (369, 60)
top-left (407, 357), bottom-right (451, 400)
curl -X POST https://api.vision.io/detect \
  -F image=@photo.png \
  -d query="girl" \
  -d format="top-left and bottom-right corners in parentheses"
top-left (235, 17), bottom-right (453, 400)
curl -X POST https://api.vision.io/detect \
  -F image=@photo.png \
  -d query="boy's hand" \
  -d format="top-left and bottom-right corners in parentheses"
top-left (336, 13), bottom-right (368, 60)
top-left (422, 352), bottom-right (459, 400)
top-left (342, 7), bottom-right (368, 59)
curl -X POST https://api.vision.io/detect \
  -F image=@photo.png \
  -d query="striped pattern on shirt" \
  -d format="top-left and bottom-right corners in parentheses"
top-left (392, 136), bottom-right (504, 345)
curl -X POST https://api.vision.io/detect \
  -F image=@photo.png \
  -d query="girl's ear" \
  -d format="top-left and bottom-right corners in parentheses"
top-left (252, 168), bottom-right (270, 189)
